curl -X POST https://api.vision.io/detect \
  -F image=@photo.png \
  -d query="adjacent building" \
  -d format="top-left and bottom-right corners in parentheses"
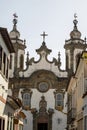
top-left (0, 27), bottom-right (14, 130)
top-left (0, 27), bottom-right (25, 130)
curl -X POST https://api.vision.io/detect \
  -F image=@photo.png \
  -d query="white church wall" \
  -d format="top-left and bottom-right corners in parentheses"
top-left (19, 57), bottom-right (67, 78)
top-left (23, 110), bottom-right (33, 130)
top-left (31, 89), bottom-right (55, 110)
top-left (53, 110), bottom-right (67, 130)
top-left (21, 88), bottom-right (67, 130)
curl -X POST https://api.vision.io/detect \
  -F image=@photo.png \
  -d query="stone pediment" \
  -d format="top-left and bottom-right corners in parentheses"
top-left (26, 41), bottom-right (57, 65)
top-left (19, 42), bottom-right (67, 78)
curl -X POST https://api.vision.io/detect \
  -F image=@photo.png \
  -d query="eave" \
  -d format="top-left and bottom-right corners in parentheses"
top-left (0, 27), bottom-right (15, 53)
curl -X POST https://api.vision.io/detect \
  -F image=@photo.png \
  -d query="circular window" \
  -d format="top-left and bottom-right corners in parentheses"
top-left (38, 82), bottom-right (49, 92)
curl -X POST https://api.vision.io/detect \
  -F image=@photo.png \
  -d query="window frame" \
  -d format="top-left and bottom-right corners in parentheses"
top-left (22, 89), bottom-right (32, 110)
top-left (56, 93), bottom-right (63, 107)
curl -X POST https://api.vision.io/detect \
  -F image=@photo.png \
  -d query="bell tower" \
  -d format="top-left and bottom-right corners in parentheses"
top-left (64, 15), bottom-right (87, 76)
top-left (9, 14), bottom-right (26, 77)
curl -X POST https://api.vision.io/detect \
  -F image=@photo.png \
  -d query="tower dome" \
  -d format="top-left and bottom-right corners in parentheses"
top-left (70, 15), bottom-right (81, 39)
top-left (9, 14), bottom-right (20, 39)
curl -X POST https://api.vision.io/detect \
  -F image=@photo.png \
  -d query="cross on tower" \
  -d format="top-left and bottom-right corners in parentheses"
top-left (41, 32), bottom-right (48, 42)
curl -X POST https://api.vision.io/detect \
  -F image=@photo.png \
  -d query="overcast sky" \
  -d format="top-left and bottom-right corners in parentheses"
top-left (0, 0), bottom-right (87, 69)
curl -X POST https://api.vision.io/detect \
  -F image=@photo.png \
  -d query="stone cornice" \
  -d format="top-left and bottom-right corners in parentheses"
top-left (64, 42), bottom-right (87, 50)
top-left (9, 70), bottom-right (68, 91)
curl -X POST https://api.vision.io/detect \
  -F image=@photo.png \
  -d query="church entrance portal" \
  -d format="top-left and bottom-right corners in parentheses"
top-left (38, 123), bottom-right (48, 130)
top-left (32, 96), bottom-right (54, 130)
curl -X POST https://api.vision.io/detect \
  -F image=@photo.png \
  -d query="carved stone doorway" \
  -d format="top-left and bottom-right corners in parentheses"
top-left (32, 96), bottom-right (54, 130)
top-left (37, 123), bottom-right (48, 130)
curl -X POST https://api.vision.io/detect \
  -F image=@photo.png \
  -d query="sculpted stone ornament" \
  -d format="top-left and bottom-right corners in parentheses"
top-left (38, 82), bottom-right (49, 92)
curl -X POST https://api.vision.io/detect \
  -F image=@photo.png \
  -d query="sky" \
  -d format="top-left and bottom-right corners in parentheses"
top-left (0, 0), bottom-right (87, 69)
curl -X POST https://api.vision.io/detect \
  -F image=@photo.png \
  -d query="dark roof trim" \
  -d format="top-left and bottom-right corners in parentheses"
top-left (0, 27), bottom-right (15, 53)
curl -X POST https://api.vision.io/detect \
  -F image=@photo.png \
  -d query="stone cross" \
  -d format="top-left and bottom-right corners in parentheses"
top-left (41, 32), bottom-right (48, 42)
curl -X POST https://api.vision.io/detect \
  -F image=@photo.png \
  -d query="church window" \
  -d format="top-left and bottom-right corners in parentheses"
top-left (38, 82), bottom-right (49, 92)
top-left (54, 90), bottom-right (64, 111)
top-left (20, 54), bottom-right (24, 70)
top-left (58, 118), bottom-right (62, 124)
top-left (23, 93), bottom-right (31, 107)
top-left (56, 93), bottom-right (63, 107)
top-left (22, 89), bottom-right (32, 110)
top-left (24, 118), bottom-right (27, 124)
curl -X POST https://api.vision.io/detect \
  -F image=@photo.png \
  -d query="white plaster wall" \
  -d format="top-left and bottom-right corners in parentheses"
top-left (0, 34), bottom-right (10, 56)
top-left (0, 71), bottom-right (8, 100)
top-left (21, 88), bottom-right (67, 130)
top-left (0, 33), bottom-right (13, 130)
top-left (0, 33), bottom-right (12, 79)
top-left (23, 111), bottom-right (33, 130)
top-left (31, 89), bottom-right (55, 109)
top-left (19, 57), bottom-right (67, 78)
top-left (53, 110), bottom-right (67, 130)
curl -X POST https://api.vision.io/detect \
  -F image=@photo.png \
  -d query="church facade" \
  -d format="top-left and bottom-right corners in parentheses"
top-left (8, 15), bottom-right (87, 130)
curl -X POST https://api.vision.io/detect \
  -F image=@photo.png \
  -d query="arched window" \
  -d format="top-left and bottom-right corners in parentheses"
top-left (20, 55), bottom-right (24, 70)
top-left (22, 89), bottom-right (32, 110)
top-left (23, 93), bottom-right (31, 107)
top-left (56, 93), bottom-right (63, 107)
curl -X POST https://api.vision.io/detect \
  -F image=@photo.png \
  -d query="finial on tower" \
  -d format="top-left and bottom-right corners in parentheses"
top-left (73, 13), bottom-right (78, 30)
top-left (26, 51), bottom-right (29, 66)
top-left (41, 32), bottom-right (48, 42)
top-left (70, 14), bottom-right (81, 39)
top-left (58, 52), bottom-right (61, 68)
top-left (13, 13), bottom-right (18, 31)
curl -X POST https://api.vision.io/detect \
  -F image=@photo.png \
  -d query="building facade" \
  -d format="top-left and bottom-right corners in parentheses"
top-left (8, 15), bottom-right (69, 130)
top-left (0, 27), bottom-right (26, 130)
top-left (0, 27), bottom-right (15, 130)
top-left (67, 52), bottom-right (87, 130)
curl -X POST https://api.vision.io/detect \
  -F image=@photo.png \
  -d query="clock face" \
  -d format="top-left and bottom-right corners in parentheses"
top-left (38, 82), bottom-right (49, 92)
